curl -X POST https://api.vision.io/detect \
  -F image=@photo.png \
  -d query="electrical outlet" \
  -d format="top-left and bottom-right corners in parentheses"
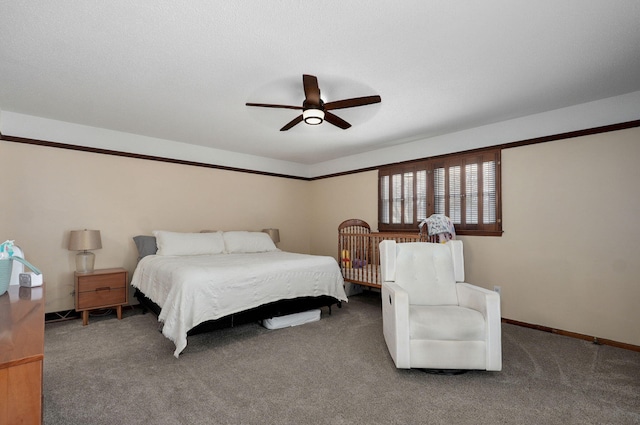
top-left (493, 286), bottom-right (502, 296)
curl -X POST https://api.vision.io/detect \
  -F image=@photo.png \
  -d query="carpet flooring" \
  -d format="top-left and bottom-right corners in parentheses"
top-left (43, 292), bottom-right (640, 424)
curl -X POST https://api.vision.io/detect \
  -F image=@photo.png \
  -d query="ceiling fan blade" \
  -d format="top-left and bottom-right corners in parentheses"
top-left (280, 115), bottom-right (304, 131)
top-left (303, 74), bottom-right (321, 105)
top-left (246, 102), bottom-right (302, 110)
top-left (324, 112), bottom-right (351, 129)
top-left (324, 95), bottom-right (381, 111)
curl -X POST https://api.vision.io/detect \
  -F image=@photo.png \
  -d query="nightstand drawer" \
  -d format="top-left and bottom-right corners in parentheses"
top-left (74, 268), bottom-right (128, 325)
top-left (77, 273), bottom-right (126, 293)
top-left (77, 287), bottom-right (126, 310)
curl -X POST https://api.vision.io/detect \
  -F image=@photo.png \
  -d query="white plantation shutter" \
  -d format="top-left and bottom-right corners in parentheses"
top-left (380, 175), bottom-right (390, 224)
top-left (391, 173), bottom-right (402, 224)
top-left (448, 165), bottom-right (461, 224)
top-left (434, 167), bottom-right (445, 215)
top-left (465, 162), bottom-right (478, 224)
top-left (483, 160), bottom-right (496, 224)
top-left (403, 172), bottom-right (414, 223)
top-left (416, 170), bottom-right (428, 222)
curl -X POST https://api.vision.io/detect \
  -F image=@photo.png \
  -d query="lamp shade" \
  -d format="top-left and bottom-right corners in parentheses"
top-left (68, 230), bottom-right (102, 251)
top-left (262, 228), bottom-right (280, 244)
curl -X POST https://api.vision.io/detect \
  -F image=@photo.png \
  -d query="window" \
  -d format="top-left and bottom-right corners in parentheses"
top-left (378, 148), bottom-right (501, 236)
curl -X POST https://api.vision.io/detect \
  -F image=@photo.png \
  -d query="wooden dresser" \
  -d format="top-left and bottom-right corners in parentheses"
top-left (0, 284), bottom-right (45, 425)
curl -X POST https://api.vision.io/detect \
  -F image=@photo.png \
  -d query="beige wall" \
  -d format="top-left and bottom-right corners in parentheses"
top-left (1, 142), bottom-right (312, 312)
top-left (464, 126), bottom-right (640, 345)
top-left (308, 171), bottom-right (379, 258)
top-left (2, 126), bottom-right (639, 345)
top-left (309, 127), bottom-right (640, 346)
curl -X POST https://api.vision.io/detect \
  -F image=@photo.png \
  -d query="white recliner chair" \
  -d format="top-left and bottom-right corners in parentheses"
top-left (379, 240), bottom-right (502, 371)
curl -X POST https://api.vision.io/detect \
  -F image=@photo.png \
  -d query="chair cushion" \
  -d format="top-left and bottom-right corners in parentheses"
top-left (395, 243), bottom-right (458, 306)
top-left (409, 305), bottom-right (485, 341)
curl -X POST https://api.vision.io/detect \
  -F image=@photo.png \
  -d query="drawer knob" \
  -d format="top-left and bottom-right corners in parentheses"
top-left (95, 286), bottom-right (111, 292)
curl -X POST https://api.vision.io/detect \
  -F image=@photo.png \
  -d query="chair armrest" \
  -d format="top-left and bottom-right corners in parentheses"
top-left (381, 281), bottom-right (411, 368)
top-left (456, 282), bottom-right (499, 317)
top-left (456, 282), bottom-right (502, 371)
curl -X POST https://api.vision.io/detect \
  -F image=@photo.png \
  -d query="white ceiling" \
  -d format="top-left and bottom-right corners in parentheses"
top-left (1, 1), bottom-right (639, 176)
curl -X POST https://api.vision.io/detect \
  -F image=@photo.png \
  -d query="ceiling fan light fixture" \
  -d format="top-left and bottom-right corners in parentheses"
top-left (303, 108), bottom-right (324, 125)
top-left (246, 74), bottom-right (381, 130)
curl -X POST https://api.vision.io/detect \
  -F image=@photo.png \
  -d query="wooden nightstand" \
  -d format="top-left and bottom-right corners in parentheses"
top-left (74, 268), bottom-right (128, 326)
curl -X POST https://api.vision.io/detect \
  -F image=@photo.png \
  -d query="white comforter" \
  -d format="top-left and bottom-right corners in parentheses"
top-left (130, 251), bottom-right (347, 357)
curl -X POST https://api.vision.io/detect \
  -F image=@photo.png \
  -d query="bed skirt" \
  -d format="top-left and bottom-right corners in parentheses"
top-left (134, 288), bottom-right (342, 336)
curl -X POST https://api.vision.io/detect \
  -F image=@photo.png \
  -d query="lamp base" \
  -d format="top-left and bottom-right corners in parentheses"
top-left (76, 251), bottom-right (95, 274)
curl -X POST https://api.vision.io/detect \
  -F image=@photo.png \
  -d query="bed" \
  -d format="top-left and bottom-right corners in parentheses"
top-left (130, 230), bottom-right (347, 357)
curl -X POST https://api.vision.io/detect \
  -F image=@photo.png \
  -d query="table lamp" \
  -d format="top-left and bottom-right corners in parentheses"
top-left (68, 229), bottom-right (102, 273)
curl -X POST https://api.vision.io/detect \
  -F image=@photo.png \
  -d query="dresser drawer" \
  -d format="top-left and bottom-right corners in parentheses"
top-left (77, 287), bottom-right (126, 310)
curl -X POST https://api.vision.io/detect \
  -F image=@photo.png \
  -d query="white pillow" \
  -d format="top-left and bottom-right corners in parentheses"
top-left (223, 231), bottom-right (278, 253)
top-left (152, 231), bottom-right (226, 256)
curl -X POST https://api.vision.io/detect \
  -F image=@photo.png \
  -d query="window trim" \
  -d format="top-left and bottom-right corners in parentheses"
top-left (378, 148), bottom-right (502, 236)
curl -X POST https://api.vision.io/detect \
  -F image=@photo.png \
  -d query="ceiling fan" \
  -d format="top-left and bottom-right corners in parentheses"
top-left (246, 74), bottom-right (381, 131)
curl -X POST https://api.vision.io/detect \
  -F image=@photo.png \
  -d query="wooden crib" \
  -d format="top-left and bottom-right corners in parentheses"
top-left (338, 219), bottom-right (431, 289)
